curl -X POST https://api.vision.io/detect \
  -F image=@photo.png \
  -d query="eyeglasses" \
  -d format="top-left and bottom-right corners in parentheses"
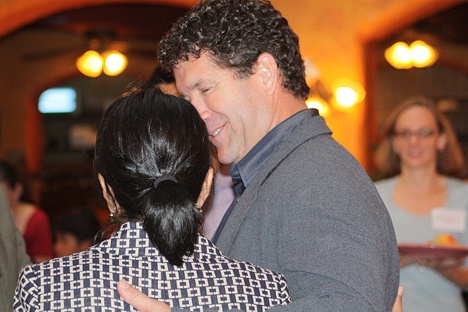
top-left (392, 128), bottom-right (435, 139)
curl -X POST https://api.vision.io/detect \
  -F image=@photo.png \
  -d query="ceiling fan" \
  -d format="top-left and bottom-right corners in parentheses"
top-left (21, 29), bottom-right (158, 62)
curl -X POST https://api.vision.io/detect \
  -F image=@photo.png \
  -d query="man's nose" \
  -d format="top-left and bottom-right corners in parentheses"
top-left (190, 97), bottom-right (210, 121)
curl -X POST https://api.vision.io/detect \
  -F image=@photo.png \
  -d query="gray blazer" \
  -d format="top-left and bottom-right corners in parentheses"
top-left (0, 188), bottom-right (30, 312)
top-left (216, 114), bottom-right (400, 311)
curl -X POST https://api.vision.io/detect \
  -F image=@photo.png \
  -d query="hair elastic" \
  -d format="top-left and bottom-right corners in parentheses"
top-left (153, 174), bottom-right (178, 189)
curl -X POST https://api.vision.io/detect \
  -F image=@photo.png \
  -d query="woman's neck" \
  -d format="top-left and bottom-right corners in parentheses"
top-left (398, 168), bottom-right (444, 192)
top-left (393, 169), bottom-right (447, 215)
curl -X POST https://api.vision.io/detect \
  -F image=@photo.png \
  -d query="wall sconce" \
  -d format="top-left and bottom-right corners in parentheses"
top-left (331, 79), bottom-right (366, 113)
top-left (305, 78), bottom-right (365, 116)
top-left (304, 58), bottom-right (365, 116)
top-left (306, 96), bottom-right (331, 117)
top-left (306, 79), bottom-right (332, 117)
top-left (102, 50), bottom-right (128, 76)
top-left (384, 40), bottom-right (438, 69)
top-left (75, 50), bottom-right (103, 78)
top-left (76, 49), bottom-right (128, 77)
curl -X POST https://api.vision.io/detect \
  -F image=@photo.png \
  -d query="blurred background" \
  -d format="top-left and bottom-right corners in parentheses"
top-left (0, 0), bottom-right (467, 220)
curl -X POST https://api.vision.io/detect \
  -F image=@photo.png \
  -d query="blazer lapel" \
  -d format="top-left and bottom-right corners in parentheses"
top-left (216, 114), bottom-right (332, 253)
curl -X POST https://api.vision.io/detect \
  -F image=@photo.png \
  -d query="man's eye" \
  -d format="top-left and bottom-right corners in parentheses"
top-left (201, 86), bottom-right (213, 94)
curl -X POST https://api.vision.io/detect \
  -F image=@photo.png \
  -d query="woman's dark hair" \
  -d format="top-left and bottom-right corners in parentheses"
top-left (148, 66), bottom-right (175, 86)
top-left (0, 160), bottom-right (18, 189)
top-left (93, 85), bottom-right (213, 265)
top-left (158, 0), bottom-right (310, 100)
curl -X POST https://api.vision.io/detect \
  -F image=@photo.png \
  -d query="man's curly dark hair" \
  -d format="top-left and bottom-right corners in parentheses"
top-left (158, 0), bottom-right (310, 100)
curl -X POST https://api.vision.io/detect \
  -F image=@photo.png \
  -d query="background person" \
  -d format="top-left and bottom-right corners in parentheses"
top-left (120, 0), bottom-right (400, 310)
top-left (52, 207), bottom-right (101, 257)
top-left (14, 85), bottom-right (291, 311)
top-left (0, 187), bottom-right (30, 312)
top-left (0, 160), bottom-right (54, 263)
top-left (201, 163), bottom-right (234, 239)
top-left (374, 96), bottom-right (468, 312)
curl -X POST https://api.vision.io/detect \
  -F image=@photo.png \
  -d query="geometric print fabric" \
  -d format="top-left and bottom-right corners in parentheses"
top-left (14, 222), bottom-right (291, 311)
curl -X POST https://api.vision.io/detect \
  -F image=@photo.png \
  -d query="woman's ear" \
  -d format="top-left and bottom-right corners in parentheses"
top-left (389, 137), bottom-right (400, 156)
top-left (98, 174), bottom-right (117, 213)
top-left (436, 132), bottom-right (448, 152)
top-left (197, 168), bottom-right (214, 206)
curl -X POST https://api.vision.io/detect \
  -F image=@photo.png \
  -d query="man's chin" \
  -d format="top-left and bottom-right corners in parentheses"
top-left (217, 152), bottom-right (236, 166)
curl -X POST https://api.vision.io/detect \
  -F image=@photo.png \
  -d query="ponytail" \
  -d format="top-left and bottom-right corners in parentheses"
top-left (94, 85), bottom-right (212, 267)
top-left (143, 178), bottom-right (203, 266)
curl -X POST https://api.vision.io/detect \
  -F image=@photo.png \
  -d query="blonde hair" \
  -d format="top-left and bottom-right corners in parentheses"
top-left (374, 96), bottom-right (464, 178)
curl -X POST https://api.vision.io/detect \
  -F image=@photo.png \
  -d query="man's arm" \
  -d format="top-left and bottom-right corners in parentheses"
top-left (117, 280), bottom-right (404, 312)
top-left (118, 280), bottom-right (170, 312)
top-left (118, 280), bottom-right (246, 312)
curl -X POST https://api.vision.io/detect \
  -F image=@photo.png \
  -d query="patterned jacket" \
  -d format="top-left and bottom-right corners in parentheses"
top-left (14, 222), bottom-right (290, 311)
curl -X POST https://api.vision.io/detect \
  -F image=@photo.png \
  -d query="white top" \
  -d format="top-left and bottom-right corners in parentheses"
top-left (202, 170), bottom-right (235, 239)
top-left (375, 176), bottom-right (468, 312)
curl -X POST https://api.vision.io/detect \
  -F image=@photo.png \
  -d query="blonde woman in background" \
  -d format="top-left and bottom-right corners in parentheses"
top-left (374, 96), bottom-right (468, 312)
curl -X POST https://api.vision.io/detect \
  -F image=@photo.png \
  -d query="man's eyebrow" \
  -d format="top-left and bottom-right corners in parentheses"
top-left (189, 79), bottom-right (203, 90)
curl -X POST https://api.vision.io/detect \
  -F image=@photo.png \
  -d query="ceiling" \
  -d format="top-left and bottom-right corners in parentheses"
top-left (14, 1), bottom-right (467, 70)
top-left (24, 1), bottom-right (468, 42)
top-left (380, 2), bottom-right (468, 51)
top-left (29, 3), bottom-right (187, 41)
top-left (18, 3), bottom-right (189, 62)
top-left (409, 2), bottom-right (468, 46)
top-left (375, 2), bottom-right (468, 73)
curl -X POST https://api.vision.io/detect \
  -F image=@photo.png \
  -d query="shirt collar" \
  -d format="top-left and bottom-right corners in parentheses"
top-left (230, 109), bottom-right (318, 194)
top-left (102, 221), bottom-right (222, 260)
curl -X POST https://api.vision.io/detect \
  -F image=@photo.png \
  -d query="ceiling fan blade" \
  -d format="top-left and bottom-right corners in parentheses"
top-left (22, 47), bottom-right (84, 62)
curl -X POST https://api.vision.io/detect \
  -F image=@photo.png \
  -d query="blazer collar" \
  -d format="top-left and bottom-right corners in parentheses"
top-left (216, 113), bottom-right (332, 252)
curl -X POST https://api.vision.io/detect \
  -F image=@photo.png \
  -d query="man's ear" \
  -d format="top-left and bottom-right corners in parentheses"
top-left (255, 52), bottom-right (279, 96)
top-left (197, 168), bottom-right (214, 206)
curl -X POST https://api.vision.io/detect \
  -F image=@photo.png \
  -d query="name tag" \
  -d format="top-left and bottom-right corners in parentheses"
top-left (431, 208), bottom-right (466, 233)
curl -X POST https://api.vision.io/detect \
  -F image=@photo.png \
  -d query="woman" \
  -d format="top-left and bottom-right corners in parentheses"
top-left (14, 85), bottom-right (291, 311)
top-left (0, 161), bottom-right (54, 263)
top-left (374, 96), bottom-right (468, 312)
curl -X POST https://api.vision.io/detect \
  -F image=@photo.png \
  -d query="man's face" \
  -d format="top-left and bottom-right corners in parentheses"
top-left (174, 53), bottom-right (272, 165)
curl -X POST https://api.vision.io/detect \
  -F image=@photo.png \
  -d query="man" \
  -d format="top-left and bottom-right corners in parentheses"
top-left (148, 66), bottom-right (235, 240)
top-left (119, 0), bottom-right (400, 310)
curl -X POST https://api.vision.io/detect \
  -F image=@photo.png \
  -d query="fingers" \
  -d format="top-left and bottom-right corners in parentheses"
top-left (118, 279), bottom-right (170, 312)
top-left (392, 286), bottom-right (404, 312)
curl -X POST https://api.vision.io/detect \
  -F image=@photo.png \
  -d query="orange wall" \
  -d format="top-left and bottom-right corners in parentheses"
top-left (272, 0), bottom-right (462, 168)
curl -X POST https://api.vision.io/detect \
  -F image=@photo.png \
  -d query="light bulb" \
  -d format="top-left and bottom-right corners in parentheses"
top-left (331, 78), bottom-right (366, 112)
top-left (306, 96), bottom-right (330, 117)
top-left (410, 40), bottom-right (438, 68)
top-left (102, 50), bottom-right (128, 76)
top-left (384, 42), bottom-right (412, 69)
top-left (335, 87), bottom-right (358, 108)
top-left (76, 50), bottom-right (103, 78)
